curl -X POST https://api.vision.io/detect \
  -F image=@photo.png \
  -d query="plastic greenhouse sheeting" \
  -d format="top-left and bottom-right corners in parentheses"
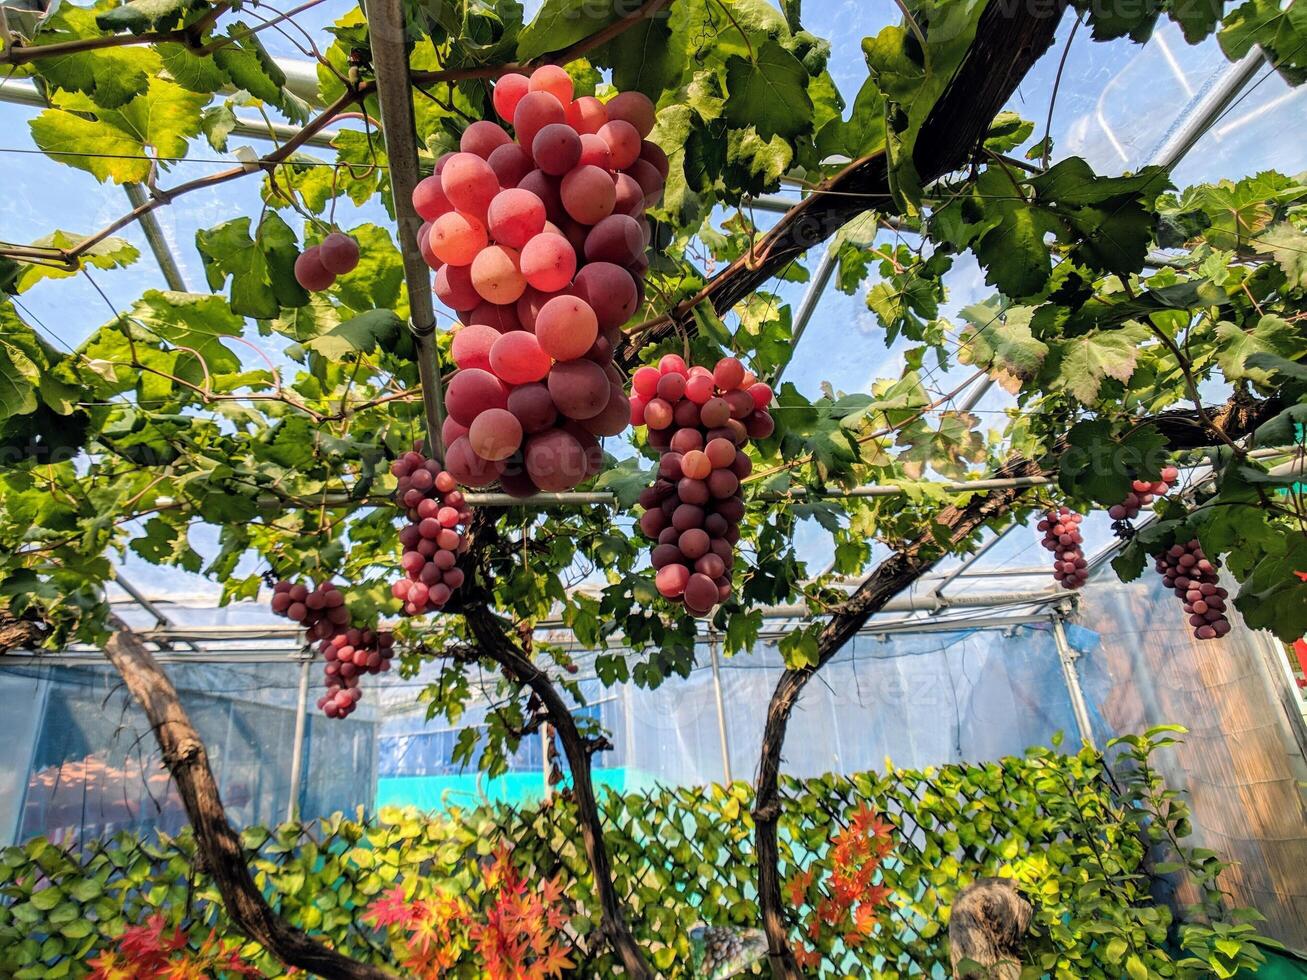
top-left (1072, 567), bottom-right (1307, 955)
top-left (0, 660), bottom-right (376, 847)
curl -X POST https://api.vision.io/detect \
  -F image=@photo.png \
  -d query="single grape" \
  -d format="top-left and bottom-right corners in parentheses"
top-left (605, 91), bottom-right (656, 137)
top-left (469, 408), bottom-right (524, 461)
top-left (573, 262), bottom-right (638, 330)
top-left (640, 139), bottom-right (670, 180)
top-left (598, 119), bottom-right (641, 169)
top-left (520, 232), bottom-right (577, 292)
top-left (319, 232), bottom-right (360, 275)
top-left (532, 123), bottom-right (583, 176)
top-left (434, 263), bottom-right (482, 311)
top-left (528, 64), bottom-right (573, 107)
top-left (445, 435), bottom-right (505, 487)
top-left (566, 95), bottom-right (608, 134)
top-left (486, 187), bottom-right (547, 249)
top-left (548, 359), bottom-right (610, 420)
top-left (507, 382), bottom-right (558, 433)
top-left (470, 245), bottom-right (526, 305)
top-left (513, 91), bottom-right (566, 153)
top-left (535, 295), bottom-right (599, 360)
top-left (578, 132), bottom-right (614, 170)
top-left (440, 152), bottom-right (499, 217)
top-left (460, 119), bottom-right (512, 159)
top-left (451, 323), bottom-right (500, 372)
top-left (445, 368), bottom-right (509, 425)
top-left (561, 165), bottom-right (618, 225)
top-left (430, 211), bottom-right (487, 266)
top-left (489, 330), bottom-right (552, 385)
top-left (294, 247), bottom-right (335, 291)
top-left (525, 428), bottom-right (587, 492)
top-left (413, 174), bottom-right (453, 220)
top-left (493, 72), bottom-right (530, 122)
top-left (584, 213), bottom-right (645, 266)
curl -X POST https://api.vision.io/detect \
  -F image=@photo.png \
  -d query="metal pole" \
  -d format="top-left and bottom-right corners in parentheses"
top-left (366, 0), bottom-right (446, 461)
top-left (123, 182), bottom-right (189, 291)
top-left (541, 722), bottom-right (552, 803)
top-left (1051, 611), bottom-right (1096, 748)
top-left (771, 242), bottom-right (838, 387)
top-left (285, 651), bottom-right (312, 821)
top-left (707, 631), bottom-right (733, 784)
top-left (1147, 48), bottom-right (1266, 170)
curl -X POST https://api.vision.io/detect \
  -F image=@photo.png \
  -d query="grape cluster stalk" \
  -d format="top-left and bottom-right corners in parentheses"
top-left (1108, 465), bottom-right (1180, 522)
top-left (390, 448), bottom-right (472, 615)
top-left (1155, 540), bottom-right (1231, 639)
top-left (1038, 506), bottom-right (1089, 589)
top-left (632, 355), bottom-right (774, 618)
top-left (318, 628), bottom-right (396, 718)
top-left (419, 66), bottom-right (667, 493)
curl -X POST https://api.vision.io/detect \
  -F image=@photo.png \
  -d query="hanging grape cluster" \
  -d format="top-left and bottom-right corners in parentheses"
top-left (419, 66), bottom-right (666, 493)
top-left (1108, 465), bottom-right (1179, 522)
top-left (1038, 506), bottom-right (1089, 589)
top-left (318, 627), bottom-right (396, 718)
top-left (632, 355), bottom-right (773, 618)
top-left (1155, 540), bottom-right (1231, 639)
top-left (268, 580), bottom-right (351, 638)
top-left (390, 448), bottom-right (472, 615)
top-left (292, 231), bottom-right (360, 291)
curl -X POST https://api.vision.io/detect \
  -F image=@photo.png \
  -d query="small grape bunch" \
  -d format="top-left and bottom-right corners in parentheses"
top-left (631, 354), bottom-right (773, 618)
top-left (293, 231), bottom-right (360, 291)
top-left (1108, 464), bottom-right (1180, 523)
top-left (390, 448), bottom-right (472, 615)
top-left (268, 580), bottom-right (351, 640)
top-left (318, 627), bottom-right (396, 719)
top-left (1155, 539), bottom-right (1231, 639)
top-left (1038, 506), bottom-right (1089, 590)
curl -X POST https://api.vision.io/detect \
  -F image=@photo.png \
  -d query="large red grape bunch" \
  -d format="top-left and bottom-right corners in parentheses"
top-left (1108, 465), bottom-right (1180, 522)
top-left (268, 579), bottom-right (351, 639)
top-left (318, 627), bottom-right (396, 718)
top-left (413, 66), bottom-right (666, 492)
top-left (631, 354), bottom-right (774, 618)
top-left (390, 448), bottom-right (472, 615)
top-left (1155, 540), bottom-right (1231, 640)
top-left (1038, 506), bottom-right (1089, 589)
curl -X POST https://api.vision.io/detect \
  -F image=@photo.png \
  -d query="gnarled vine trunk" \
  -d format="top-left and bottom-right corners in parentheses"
top-left (103, 627), bottom-right (398, 980)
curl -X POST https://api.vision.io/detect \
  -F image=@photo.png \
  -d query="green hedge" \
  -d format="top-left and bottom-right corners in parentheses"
top-left (0, 730), bottom-right (1276, 977)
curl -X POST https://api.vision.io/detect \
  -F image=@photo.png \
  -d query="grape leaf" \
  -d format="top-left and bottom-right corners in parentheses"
top-left (983, 112), bottom-right (1035, 153)
top-left (303, 309), bottom-right (404, 360)
top-left (96, 0), bottom-right (202, 34)
top-left (596, 9), bottom-right (683, 99)
top-left (957, 303), bottom-right (1048, 394)
top-left (1257, 222), bottom-right (1307, 292)
top-left (1214, 315), bottom-right (1307, 386)
top-left (1053, 324), bottom-right (1149, 404)
top-left (28, 108), bottom-right (152, 184)
top-left (0, 329), bottom-right (41, 422)
top-left (197, 213), bottom-right (308, 319)
top-left (27, 7), bottom-right (159, 108)
top-left (1219, 0), bottom-right (1307, 85)
top-left (516, 0), bottom-right (618, 61)
top-left (10, 231), bottom-right (140, 294)
top-left (159, 42), bottom-right (231, 93)
top-left (129, 291), bottom-right (244, 377)
top-left (723, 41), bottom-right (813, 141)
top-left (1233, 534), bottom-right (1307, 642)
top-left (212, 25), bottom-right (310, 123)
top-left (1058, 419), bottom-right (1167, 504)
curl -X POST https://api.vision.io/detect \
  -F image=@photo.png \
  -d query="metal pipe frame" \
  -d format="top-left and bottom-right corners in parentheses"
top-left (285, 649), bottom-right (312, 820)
top-left (1051, 610), bottom-right (1097, 747)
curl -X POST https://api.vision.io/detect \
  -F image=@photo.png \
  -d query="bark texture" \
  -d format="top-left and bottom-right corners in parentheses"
top-left (949, 878), bottom-right (1033, 979)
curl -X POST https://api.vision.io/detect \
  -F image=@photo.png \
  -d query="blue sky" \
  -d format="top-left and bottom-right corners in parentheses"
top-left (1, 0), bottom-right (1303, 606)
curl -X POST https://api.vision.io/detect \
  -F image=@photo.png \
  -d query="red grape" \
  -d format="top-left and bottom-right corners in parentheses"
top-left (578, 133), bottom-right (613, 170)
top-left (430, 211), bottom-right (487, 266)
top-left (493, 72), bottom-right (530, 122)
top-left (489, 330), bottom-right (551, 384)
top-left (470, 244), bottom-right (526, 304)
top-left (507, 382), bottom-right (558, 433)
top-left (548, 358), bottom-right (610, 420)
top-left (561, 165), bottom-right (618, 225)
top-left (566, 95), bottom-right (607, 134)
top-left (572, 262), bottom-right (638, 329)
top-left (294, 247), bottom-right (334, 291)
top-left (528, 64), bottom-right (573, 108)
top-left (525, 428), bottom-right (587, 491)
top-left (434, 263), bottom-right (481, 311)
top-left (532, 123), bottom-right (582, 175)
top-left (605, 91), bottom-right (656, 137)
top-left (513, 91), bottom-right (566, 152)
top-left (413, 174), bottom-right (453, 220)
top-left (488, 142), bottom-right (535, 189)
top-left (598, 119), bottom-right (641, 168)
top-left (535, 295), bottom-right (598, 360)
top-left (469, 407), bottom-right (524, 461)
top-left (461, 119), bottom-right (512, 159)
top-left (319, 232), bottom-right (360, 275)
top-left (445, 367), bottom-right (509, 425)
top-left (440, 152), bottom-right (499, 217)
top-left (451, 323), bottom-right (499, 371)
top-left (519, 232), bottom-right (577, 292)
top-left (640, 139), bottom-right (669, 180)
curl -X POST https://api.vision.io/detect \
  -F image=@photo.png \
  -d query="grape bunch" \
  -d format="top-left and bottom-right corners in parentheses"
top-left (631, 355), bottom-right (774, 618)
top-left (293, 231), bottom-right (360, 291)
top-left (268, 579), bottom-right (351, 640)
top-left (1038, 506), bottom-right (1089, 589)
top-left (414, 65), bottom-right (665, 492)
top-left (1155, 540), bottom-right (1231, 639)
top-left (390, 448), bottom-right (472, 615)
top-left (318, 627), bottom-right (396, 718)
top-left (1108, 465), bottom-right (1180, 522)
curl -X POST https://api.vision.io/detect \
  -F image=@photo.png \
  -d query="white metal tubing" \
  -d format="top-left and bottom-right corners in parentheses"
top-left (707, 632), bottom-right (733, 783)
top-left (123, 182), bottom-right (189, 291)
top-left (285, 652), bottom-right (312, 821)
top-left (751, 588), bottom-right (1067, 621)
top-left (772, 241), bottom-right (839, 387)
top-left (1051, 613), bottom-right (1097, 748)
top-left (1148, 48), bottom-right (1266, 170)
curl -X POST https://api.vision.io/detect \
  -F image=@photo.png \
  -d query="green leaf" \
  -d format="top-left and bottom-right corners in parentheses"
top-left (27, 7), bottom-right (160, 108)
top-left (303, 309), bottom-right (403, 360)
top-left (1219, 0), bottom-right (1307, 85)
top-left (1058, 420), bottom-right (1168, 505)
top-left (97, 0), bottom-right (202, 34)
top-left (9, 231), bottom-right (140, 294)
top-left (212, 25), bottom-right (310, 122)
top-left (196, 213), bottom-right (308, 319)
top-left (983, 112), bottom-right (1035, 153)
top-left (957, 303), bottom-right (1048, 394)
top-left (1214, 315), bottom-right (1307, 386)
top-left (1257, 222), bottom-right (1307, 291)
top-left (723, 41), bottom-right (814, 141)
top-left (596, 10), bottom-right (683, 99)
top-left (1054, 324), bottom-right (1149, 404)
top-left (517, 0), bottom-right (619, 61)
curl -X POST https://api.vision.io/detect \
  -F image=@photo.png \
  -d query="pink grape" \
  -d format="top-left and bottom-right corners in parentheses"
top-left (532, 123), bottom-right (582, 175)
top-left (493, 72), bottom-right (530, 122)
top-left (488, 142), bottom-right (534, 189)
top-left (572, 262), bottom-right (638, 329)
top-left (434, 263), bottom-right (481, 311)
top-left (528, 64), bottom-right (573, 107)
top-left (626, 158), bottom-right (664, 207)
top-left (567, 95), bottom-right (608, 134)
top-left (489, 330), bottom-right (551, 384)
top-left (519, 232), bottom-right (577, 292)
top-left (598, 119), bottom-right (641, 168)
top-left (469, 408), bottom-right (523, 461)
top-left (451, 323), bottom-right (499, 371)
top-left (443, 414), bottom-right (470, 447)
top-left (445, 368), bottom-right (508, 425)
top-left (430, 211), bottom-right (487, 266)
top-left (561, 165), bottom-right (617, 224)
top-left (319, 232), bottom-right (360, 275)
top-left (516, 286), bottom-right (551, 332)
top-left (748, 382), bottom-right (773, 409)
top-left (513, 92), bottom-right (566, 152)
top-left (547, 359), bottom-right (610, 420)
top-left (294, 247), bottom-right (334, 291)
top-left (578, 133), bottom-right (613, 169)
top-left (487, 188), bottom-right (547, 249)
top-left (507, 382), bottom-right (558, 433)
top-left (470, 245), bottom-right (526, 304)
top-left (413, 174), bottom-right (453, 220)
top-left (580, 383), bottom-right (630, 437)
top-left (605, 91), bottom-right (656, 137)
top-left (640, 139), bottom-right (670, 180)
top-left (535, 295), bottom-right (598, 360)
top-left (584, 213), bottom-right (645, 265)
top-left (418, 220), bottom-right (441, 270)
top-left (525, 428), bottom-right (587, 492)
top-left (461, 120), bottom-right (512, 158)
top-left (632, 366), bottom-right (660, 398)
top-left (656, 564), bottom-right (690, 598)
top-left (517, 170), bottom-right (564, 222)
top-left (466, 301), bottom-right (522, 333)
top-left (445, 435), bottom-right (505, 487)
top-left (440, 152), bottom-right (499, 217)
top-left (613, 172), bottom-right (644, 217)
